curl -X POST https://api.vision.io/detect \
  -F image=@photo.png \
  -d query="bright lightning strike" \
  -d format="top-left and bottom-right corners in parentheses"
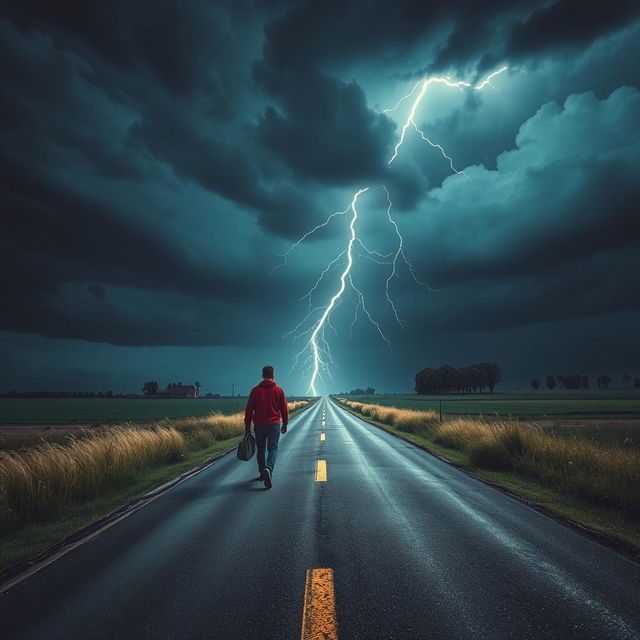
top-left (388, 65), bottom-right (508, 165)
top-left (278, 66), bottom-right (509, 395)
top-left (303, 188), bottom-right (368, 397)
top-left (269, 204), bottom-right (352, 277)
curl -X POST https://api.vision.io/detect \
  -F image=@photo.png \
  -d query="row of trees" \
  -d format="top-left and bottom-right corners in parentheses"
top-left (0, 390), bottom-right (128, 398)
top-left (415, 363), bottom-right (501, 395)
top-left (532, 374), bottom-right (640, 390)
top-left (342, 387), bottom-right (375, 396)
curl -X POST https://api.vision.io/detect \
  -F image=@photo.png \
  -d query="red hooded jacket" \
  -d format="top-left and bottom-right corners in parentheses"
top-left (244, 379), bottom-right (289, 428)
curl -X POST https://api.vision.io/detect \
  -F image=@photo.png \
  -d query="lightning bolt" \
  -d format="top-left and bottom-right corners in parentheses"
top-left (304, 188), bottom-right (367, 397)
top-left (278, 66), bottom-right (508, 395)
top-left (388, 65), bottom-right (508, 165)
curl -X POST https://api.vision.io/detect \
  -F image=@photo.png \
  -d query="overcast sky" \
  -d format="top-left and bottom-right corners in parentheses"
top-left (1, 0), bottom-right (639, 396)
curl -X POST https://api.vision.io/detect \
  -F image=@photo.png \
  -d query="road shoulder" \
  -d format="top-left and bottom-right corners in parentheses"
top-left (331, 397), bottom-right (640, 564)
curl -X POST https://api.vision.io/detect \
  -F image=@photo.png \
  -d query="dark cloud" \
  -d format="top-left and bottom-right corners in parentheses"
top-left (0, 5), bottom-right (315, 237)
top-left (0, 155), bottom-right (291, 345)
top-left (1, 0), bottom-right (244, 101)
top-left (504, 0), bottom-right (640, 59)
top-left (0, 1), bottom-right (638, 392)
top-left (258, 0), bottom-right (640, 77)
top-left (255, 67), bottom-right (395, 184)
top-left (416, 87), bottom-right (640, 285)
top-left (416, 249), bottom-right (640, 334)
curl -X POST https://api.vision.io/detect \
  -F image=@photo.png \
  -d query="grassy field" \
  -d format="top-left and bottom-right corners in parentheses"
top-left (0, 398), bottom-right (265, 424)
top-left (347, 389), bottom-right (640, 419)
top-left (343, 390), bottom-right (640, 451)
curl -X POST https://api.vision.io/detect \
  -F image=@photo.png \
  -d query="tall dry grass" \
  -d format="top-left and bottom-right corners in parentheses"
top-left (337, 398), bottom-right (640, 517)
top-left (0, 400), bottom-right (310, 535)
top-left (0, 425), bottom-right (184, 533)
top-left (341, 400), bottom-right (439, 434)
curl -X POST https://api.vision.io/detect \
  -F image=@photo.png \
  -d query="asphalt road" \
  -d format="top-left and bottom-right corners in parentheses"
top-left (1, 397), bottom-right (639, 639)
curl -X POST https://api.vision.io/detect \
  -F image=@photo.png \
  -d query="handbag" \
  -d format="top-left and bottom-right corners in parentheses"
top-left (237, 431), bottom-right (256, 461)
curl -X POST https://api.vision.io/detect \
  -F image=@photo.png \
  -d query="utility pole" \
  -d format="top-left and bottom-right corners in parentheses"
top-left (231, 383), bottom-right (236, 398)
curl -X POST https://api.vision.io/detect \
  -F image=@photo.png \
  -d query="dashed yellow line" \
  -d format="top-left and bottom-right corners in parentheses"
top-left (301, 568), bottom-right (338, 640)
top-left (320, 432), bottom-right (326, 441)
top-left (315, 459), bottom-right (327, 482)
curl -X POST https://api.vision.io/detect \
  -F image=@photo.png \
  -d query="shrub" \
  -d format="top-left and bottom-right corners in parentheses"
top-left (468, 437), bottom-right (512, 470)
top-left (433, 418), bottom-right (487, 450)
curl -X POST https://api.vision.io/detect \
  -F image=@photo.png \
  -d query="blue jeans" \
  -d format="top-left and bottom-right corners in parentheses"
top-left (254, 423), bottom-right (281, 473)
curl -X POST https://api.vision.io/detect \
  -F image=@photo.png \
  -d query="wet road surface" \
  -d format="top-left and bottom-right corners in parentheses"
top-left (1, 397), bottom-right (639, 639)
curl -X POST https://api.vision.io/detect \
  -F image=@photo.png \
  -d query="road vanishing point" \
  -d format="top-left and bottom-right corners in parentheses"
top-left (1, 398), bottom-right (639, 639)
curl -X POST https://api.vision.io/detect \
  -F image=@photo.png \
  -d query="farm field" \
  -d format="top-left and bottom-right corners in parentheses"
top-left (344, 389), bottom-right (640, 419)
top-left (0, 397), bottom-right (312, 450)
top-left (342, 390), bottom-right (640, 450)
top-left (0, 397), bottom-right (310, 425)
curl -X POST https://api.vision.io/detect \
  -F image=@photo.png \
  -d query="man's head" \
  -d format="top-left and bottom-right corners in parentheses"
top-left (262, 365), bottom-right (274, 379)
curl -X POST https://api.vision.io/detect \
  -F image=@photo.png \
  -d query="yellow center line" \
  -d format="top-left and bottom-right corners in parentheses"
top-left (315, 459), bottom-right (327, 482)
top-left (320, 432), bottom-right (326, 441)
top-left (301, 568), bottom-right (338, 640)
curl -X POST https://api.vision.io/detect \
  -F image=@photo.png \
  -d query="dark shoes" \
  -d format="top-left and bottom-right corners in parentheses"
top-left (263, 468), bottom-right (272, 489)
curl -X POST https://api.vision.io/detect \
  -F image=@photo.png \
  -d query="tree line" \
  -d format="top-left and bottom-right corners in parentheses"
top-left (0, 390), bottom-right (128, 398)
top-left (341, 387), bottom-right (376, 396)
top-left (415, 363), bottom-right (501, 395)
top-left (531, 374), bottom-right (640, 389)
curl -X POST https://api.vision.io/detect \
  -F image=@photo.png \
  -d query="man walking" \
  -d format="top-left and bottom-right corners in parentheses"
top-left (244, 365), bottom-right (289, 489)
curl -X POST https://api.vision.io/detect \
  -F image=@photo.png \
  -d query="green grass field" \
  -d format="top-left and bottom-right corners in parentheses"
top-left (343, 389), bottom-right (640, 419)
top-left (0, 398), bottom-right (310, 424)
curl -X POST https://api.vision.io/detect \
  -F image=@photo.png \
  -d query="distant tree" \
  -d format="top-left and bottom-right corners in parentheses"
top-left (142, 381), bottom-right (159, 398)
top-left (365, 387), bottom-right (375, 395)
top-left (350, 388), bottom-right (365, 395)
top-left (205, 392), bottom-right (214, 399)
top-left (622, 373), bottom-right (631, 388)
top-left (415, 362), bottom-right (501, 395)
top-left (530, 378), bottom-right (541, 390)
top-left (634, 378), bottom-right (640, 389)
top-left (546, 375), bottom-right (557, 390)
top-left (476, 362), bottom-right (501, 393)
top-left (106, 390), bottom-right (113, 398)
top-left (463, 366), bottom-right (484, 393)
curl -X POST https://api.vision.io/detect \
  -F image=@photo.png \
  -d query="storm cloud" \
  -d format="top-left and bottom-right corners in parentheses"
top-left (0, 0), bottom-right (639, 394)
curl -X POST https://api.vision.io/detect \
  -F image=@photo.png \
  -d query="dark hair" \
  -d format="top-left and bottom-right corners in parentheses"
top-left (262, 365), bottom-right (274, 378)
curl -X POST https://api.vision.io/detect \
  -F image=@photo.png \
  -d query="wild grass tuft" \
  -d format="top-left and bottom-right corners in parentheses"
top-left (0, 425), bottom-right (185, 533)
top-left (341, 400), bottom-right (439, 434)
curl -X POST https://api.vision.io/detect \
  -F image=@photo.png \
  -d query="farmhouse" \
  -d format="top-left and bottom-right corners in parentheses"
top-left (157, 383), bottom-right (198, 399)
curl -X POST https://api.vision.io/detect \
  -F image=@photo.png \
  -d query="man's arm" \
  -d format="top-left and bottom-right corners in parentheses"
top-left (244, 389), bottom-right (255, 432)
top-left (279, 389), bottom-right (289, 433)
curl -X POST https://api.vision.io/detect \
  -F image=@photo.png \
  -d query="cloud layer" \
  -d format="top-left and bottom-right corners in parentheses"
top-left (0, 1), bottom-right (639, 392)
